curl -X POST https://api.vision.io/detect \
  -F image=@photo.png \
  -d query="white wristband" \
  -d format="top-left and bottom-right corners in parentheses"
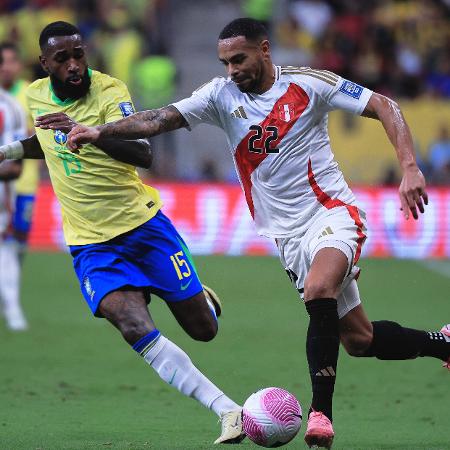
top-left (0, 140), bottom-right (24, 159)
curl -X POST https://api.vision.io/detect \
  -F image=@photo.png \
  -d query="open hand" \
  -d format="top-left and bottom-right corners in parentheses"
top-left (35, 112), bottom-right (78, 134)
top-left (399, 166), bottom-right (428, 220)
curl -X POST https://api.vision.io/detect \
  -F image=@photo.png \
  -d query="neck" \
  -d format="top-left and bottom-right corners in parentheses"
top-left (51, 83), bottom-right (68, 101)
top-left (255, 64), bottom-right (276, 94)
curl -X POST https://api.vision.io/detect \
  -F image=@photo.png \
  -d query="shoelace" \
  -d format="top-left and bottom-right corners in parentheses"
top-left (309, 412), bottom-right (331, 428)
top-left (220, 412), bottom-right (240, 432)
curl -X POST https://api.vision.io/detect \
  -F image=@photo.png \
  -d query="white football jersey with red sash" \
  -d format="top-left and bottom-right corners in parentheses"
top-left (173, 66), bottom-right (372, 243)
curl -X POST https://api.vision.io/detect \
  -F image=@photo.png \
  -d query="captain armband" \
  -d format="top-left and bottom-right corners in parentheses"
top-left (0, 141), bottom-right (25, 160)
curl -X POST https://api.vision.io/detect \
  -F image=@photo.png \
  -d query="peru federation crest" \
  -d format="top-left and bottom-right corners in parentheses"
top-left (278, 103), bottom-right (295, 122)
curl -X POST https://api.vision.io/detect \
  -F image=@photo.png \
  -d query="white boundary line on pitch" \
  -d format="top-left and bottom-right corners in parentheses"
top-left (418, 260), bottom-right (450, 278)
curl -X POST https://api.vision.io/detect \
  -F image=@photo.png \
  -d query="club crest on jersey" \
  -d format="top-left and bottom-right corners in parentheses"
top-left (339, 80), bottom-right (363, 99)
top-left (119, 101), bottom-right (135, 117)
top-left (83, 276), bottom-right (95, 301)
top-left (278, 103), bottom-right (295, 122)
top-left (54, 130), bottom-right (67, 145)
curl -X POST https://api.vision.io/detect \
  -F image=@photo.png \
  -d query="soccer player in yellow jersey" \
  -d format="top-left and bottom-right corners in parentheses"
top-left (0, 43), bottom-right (40, 250)
top-left (0, 21), bottom-right (244, 445)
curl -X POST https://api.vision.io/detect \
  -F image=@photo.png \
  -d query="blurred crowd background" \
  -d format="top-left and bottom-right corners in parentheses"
top-left (0, 0), bottom-right (449, 185)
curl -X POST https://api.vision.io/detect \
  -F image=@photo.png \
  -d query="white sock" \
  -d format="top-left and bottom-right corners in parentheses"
top-left (143, 334), bottom-right (239, 416)
top-left (0, 239), bottom-right (27, 330)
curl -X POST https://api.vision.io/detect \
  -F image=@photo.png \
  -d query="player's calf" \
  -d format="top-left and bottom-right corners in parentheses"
top-left (98, 289), bottom-right (155, 345)
top-left (357, 321), bottom-right (450, 364)
top-left (168, 291), bottom-right (219, 342)
top-left (340, 329), bottom-right (373, 357)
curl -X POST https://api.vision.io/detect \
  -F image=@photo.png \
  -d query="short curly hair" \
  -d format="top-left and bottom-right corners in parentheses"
top-left (39, 21), bottom-right (81, 50)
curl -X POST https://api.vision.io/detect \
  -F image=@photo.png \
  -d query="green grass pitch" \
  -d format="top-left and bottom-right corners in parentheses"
top-left (0, 253), bottom-right (449, 449)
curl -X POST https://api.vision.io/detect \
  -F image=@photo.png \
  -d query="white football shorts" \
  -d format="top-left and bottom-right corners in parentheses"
top-left (276, 205), bottom-right (367, 318)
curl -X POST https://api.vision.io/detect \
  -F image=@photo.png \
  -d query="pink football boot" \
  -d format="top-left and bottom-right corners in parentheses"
top-left (304, 411), bottom-right (334, 449)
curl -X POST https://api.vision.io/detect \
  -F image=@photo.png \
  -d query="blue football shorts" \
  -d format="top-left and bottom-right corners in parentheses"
top-left (13, 194), bottom-right (36, 235)
top-left (69, 210), bottom-right (203, 316)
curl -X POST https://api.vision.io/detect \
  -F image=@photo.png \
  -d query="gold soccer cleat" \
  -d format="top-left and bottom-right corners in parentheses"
top-left (214, 409), bottom-right (246, 444)
top-left (203, 284), bottom-right (222, 318)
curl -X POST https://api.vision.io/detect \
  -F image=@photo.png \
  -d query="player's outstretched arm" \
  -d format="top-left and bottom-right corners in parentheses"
top-left (35, 112), bottom-right (152, 168)
top-left (0, 134), bottom-right (44, 163)
top-left (362, 92), bottom-right (428, 220)
top-left (67, 105), bottom-right (187, 151)
top-left (94, 138), bottom-right (153, 169)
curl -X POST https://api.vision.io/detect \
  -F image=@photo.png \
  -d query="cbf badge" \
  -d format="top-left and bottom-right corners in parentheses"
top-left (278, 103), bottom-right (295, 122)
top-left (54, 129), bottom-right (67, 145)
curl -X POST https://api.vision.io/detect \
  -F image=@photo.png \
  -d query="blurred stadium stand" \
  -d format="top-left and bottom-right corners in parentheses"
top-left (0, 0), bottom-right (449, 257)
top-left (0, 0), bottom-right (448, 184)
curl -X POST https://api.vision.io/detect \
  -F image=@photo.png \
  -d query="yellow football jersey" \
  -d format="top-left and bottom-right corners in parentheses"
top-left (26, 69), bottom-right (161, 245)
top-left (9, 79), bottom-right (40, 195)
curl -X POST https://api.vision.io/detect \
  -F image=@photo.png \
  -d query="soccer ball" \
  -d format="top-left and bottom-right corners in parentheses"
top-left (242, 387), bottom-right (302, 448)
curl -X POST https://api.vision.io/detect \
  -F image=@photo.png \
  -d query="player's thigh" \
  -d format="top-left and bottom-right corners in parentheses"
top-left (304, 207), bottom-right (366, 301)
top-left (99, 287), bottom-right (157, 344)
top-left (167, 290), bottom-right (218, 342)
top-left (304, 247), bottom-right (349, 301)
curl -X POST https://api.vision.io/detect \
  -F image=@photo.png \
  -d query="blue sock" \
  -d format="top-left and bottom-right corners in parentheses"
top-left (132, 329), bottom-right (161, 356)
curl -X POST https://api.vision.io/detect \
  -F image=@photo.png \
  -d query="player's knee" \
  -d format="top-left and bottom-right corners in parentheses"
top-left (119, 318), bottom-right (153, 344)
top-left (303, 278), bottom-right (339, 301)
top-left (342, 329), bottom-right (373, 357)
top-left (188, 319), bottom-right (218, 342)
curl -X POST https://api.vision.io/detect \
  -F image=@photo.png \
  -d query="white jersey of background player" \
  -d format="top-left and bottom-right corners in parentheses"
top-left (0, 88), bottom-right (27, 330)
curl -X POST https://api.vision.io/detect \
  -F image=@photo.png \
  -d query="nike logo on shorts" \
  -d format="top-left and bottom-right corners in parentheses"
top-left (180, 278), bottom-right (193, 291)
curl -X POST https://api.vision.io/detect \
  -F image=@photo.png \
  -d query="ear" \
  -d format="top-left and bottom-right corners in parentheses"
top-left (39, 55), bottom-right (49, 74)
top-left (260, 39), bottom-right (271, 59)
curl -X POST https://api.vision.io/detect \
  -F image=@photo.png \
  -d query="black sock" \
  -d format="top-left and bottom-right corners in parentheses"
top-left (305, 298), bottom-right (339, 422)
top-left (362, 321), bottom-right (450, 361)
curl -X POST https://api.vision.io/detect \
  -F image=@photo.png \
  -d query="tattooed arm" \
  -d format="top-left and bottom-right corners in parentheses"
top-left (67, 106), bottom-right (187, 151)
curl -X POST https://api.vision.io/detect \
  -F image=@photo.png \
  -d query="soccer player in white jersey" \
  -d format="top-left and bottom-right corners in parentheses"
top-left (67, 18), bottom-right (450, 449)
top-left (0, 86), bottom-right (27, 330)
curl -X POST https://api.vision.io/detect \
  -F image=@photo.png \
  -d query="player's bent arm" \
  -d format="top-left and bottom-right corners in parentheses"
top-left (362, 93), bottom-right (416, 170)
top-left (22, 135), bottom-right (45, 159)
top-left (0, 134), bottom-right (44, 163)
top-left (67, 105), bottom-right (188, 149)
top-left (362, 92), bottom-right (427, 219)
top-left (94, 138), bottom-right (152, 169)
top-left (0, 160), bottom-right (22, 180)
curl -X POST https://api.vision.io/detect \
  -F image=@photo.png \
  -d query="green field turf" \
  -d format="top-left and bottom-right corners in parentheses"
top-left (0, 253), bottom-right (449, 450)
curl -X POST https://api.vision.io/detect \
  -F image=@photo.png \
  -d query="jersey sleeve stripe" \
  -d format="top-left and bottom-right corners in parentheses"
top-left (282, 68), bottom-right (339, 82)
top-left (281, 66), bottom-right (339, 81)
top-left (282, 71), bottom-right (337, 86)
top-left (281, 67), bottom-right (338, 85)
